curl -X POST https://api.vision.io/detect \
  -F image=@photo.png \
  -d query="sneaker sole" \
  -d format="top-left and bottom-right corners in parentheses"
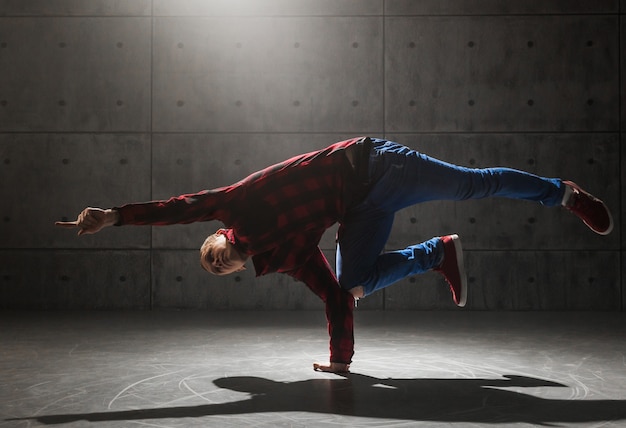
top-left (585, 208), bottom-right (614, 236)
top-left (449, 234), bottom-right (468, 307)
top-left (563, 181), bottom-right (614, 236)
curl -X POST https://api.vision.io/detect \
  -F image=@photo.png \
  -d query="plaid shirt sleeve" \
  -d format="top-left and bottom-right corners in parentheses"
top-left (114, 188), bottom-right (229, 226)
top-left (286, 247), bottom-right (355, 364)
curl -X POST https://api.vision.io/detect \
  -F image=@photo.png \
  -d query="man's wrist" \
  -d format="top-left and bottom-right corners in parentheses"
top-left (105, 209), bottom-right (120, 226)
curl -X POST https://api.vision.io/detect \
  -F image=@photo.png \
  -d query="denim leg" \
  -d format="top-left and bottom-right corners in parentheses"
top-left (337, 139), bottom-right (566, 297)
top-left (338, 235), bottom-right (444, 297)
top-left (366, 140), bottom-right (565, 211)
top-left (336, 210), bottom-right (394, 292)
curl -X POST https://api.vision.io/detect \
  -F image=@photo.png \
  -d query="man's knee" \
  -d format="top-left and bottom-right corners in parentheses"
top-left (348, 286), bottom-right (364, 299)
top-left (338, 272), bottom-right (368, 298)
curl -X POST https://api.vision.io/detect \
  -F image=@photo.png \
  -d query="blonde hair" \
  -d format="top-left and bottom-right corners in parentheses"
top-left (199, 232), bottom-right (221, 270)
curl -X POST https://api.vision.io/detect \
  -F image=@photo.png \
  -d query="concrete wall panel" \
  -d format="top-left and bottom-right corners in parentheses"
top-left (0, 134), bottom-right (151, 249)
top-left (385, 250), bottom-right (621, 310)
top-left (385, 16), bottom-right (618, 132)
top-left (154, 0), bottom-right (382, 16)
top-left (0, 0), bottom-right (151, 16)
top-left (0, 18), bottom-right (151, 132)
top-left (623, 251), bottom-right (626, 311)
top-left (0, 250), bottom-right (151, 309)
top-left (385, 0), bottom-right (618, 15)
top-left (152, 17), bottom-right (383, 132)
top-left (151, 133), bottom-right (359, 249)
top-left (384, 133), bottom-right (620, 251)
top-left (622, 17), bottom-right (626, 131)
top-left (383, 270), bottom-right (453, 310)
top-left (622, 134), bottom-right (626, 250)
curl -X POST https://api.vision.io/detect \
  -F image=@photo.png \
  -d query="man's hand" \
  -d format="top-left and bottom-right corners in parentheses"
top-left (313, 362), bottom-right (350, 373)
top-left (55, 207), bottom-right (119, 236)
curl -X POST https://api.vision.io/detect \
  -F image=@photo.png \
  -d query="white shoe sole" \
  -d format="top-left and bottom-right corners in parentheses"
top-left (449, 234), bottom-right (468, 308)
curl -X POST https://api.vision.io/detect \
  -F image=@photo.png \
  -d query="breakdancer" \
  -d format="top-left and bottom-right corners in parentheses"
top-left (57, 137), bottom-right (613, 373)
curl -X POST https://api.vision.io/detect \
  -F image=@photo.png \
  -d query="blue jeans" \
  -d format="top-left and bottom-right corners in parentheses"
top-left (336, 139), bottom-right (564, 297)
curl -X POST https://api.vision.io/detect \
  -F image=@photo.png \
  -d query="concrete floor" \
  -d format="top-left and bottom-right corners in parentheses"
top-left (1, 310), bottom-right (625, 427)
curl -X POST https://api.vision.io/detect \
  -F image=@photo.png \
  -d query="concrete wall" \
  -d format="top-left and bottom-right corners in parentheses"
top-left (0, 0), bottom-right (622, 311)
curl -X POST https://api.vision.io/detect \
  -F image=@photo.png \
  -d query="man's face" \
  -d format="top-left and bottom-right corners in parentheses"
top-left (200, 233), bottom-right (247, 276)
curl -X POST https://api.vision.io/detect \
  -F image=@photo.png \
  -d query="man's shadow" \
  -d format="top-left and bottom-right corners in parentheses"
top-left (9, 374), bottom-right (626, 425)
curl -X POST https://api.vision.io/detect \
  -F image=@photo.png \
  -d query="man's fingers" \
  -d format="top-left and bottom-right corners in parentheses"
top-left (55, 221), bottom-right (79, 228)
top-left (313, 362), bottom-right (350, 373)
top-left (56, 208), bottom-right (103, 230)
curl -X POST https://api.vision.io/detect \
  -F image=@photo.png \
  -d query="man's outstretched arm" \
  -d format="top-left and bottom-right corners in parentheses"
top-left (287, 247), bottom-right (355, 373)
top-left (56, 189), bottom-right (228, 235)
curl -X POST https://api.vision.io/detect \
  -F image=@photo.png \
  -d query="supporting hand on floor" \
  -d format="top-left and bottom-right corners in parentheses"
top-left (313, 361), bottom-right (350, 373)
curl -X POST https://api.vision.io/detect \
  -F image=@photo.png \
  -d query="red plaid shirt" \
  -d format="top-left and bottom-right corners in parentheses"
top-left (115, 137), bottom-right (367, 363)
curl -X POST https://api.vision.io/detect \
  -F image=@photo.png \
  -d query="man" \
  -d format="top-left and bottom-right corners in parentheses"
top-left (57, 137), bottom-right (613, 373)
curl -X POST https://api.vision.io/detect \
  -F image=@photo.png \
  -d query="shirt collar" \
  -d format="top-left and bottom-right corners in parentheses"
top-left (216, 228), bottom-right (236, 245)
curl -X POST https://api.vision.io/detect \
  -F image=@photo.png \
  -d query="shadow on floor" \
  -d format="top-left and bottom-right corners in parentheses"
top-left (9, 373), bottom-right (626, 425)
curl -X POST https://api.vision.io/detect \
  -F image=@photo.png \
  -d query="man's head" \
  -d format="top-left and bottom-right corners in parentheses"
top-left (200, 231), bottom-right (248, 275)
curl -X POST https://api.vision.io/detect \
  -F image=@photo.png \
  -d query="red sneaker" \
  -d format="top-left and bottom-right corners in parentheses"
top-left (562, 181), bottom-right (613, 236)
top-left (433, 234), bottom-right (467, 307)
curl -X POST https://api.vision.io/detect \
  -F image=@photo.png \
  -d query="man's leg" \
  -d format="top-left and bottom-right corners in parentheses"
top-left (338, 222), bottom-right (466, 303)
top-left (337, 139), bottom-right (612, 303)
top-left (365, 139), bottom-right (611, 235)
top-left (338, 140), bottom-right (562, 297)
top-left (336, 210), bottom-right (395, 296)
top-left (365, 139), bottom-right (565, 209)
